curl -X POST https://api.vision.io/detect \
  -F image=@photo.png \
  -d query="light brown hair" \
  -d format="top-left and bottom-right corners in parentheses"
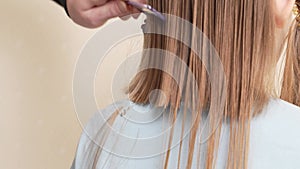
top-left (281, 0), bottom-right (300, 106)
top-left (126, 0), bottom-right (299, 169)
top-left (84, 0), bottom-right (299, 169)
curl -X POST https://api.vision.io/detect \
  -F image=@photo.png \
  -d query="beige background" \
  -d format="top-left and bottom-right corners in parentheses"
top-left (0, 1), bottom-right (145, 168)
top-left (0, 1), bottom-right (97, 169)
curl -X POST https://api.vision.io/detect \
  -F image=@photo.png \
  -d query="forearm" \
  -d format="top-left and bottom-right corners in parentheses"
top-left (53, 0), bottom-right (66, 7)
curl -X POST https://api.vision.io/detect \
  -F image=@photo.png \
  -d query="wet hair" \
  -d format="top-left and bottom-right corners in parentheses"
top-left (84, 1), bottom-right (299, 169)
top-left (127, 0), bottom-right (299, 169)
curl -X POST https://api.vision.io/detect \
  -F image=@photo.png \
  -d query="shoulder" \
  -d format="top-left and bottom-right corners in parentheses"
top-left (74, 100), bottom-right (166, 169)
top-left (251, 99), bottom-right (300, 136)
top-left (249, 99), bottom-right (300, 169)
top-left (74, 100), bottom-right (131, 168)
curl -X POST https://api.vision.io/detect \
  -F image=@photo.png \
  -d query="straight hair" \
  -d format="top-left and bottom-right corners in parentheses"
top-left (87, 0), bottom-right (299, 169)
top-left (128, 0), bottom-right (294, 169)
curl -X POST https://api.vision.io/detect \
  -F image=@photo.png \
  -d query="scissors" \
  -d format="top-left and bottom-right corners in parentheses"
top-left (124, 0), bottom-right (166, 22)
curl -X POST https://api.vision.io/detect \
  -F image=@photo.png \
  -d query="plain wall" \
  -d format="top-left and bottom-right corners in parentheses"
top-left (0, 1), bottom-right (145, 168)
top-left (0, 1), bottom-right (97, 168)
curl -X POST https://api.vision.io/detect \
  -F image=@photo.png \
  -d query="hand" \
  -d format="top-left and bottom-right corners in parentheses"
top-left (67, 0), bottom-right (146, 28)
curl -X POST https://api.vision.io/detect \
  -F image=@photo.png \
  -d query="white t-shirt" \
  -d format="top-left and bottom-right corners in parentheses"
top-left (73, 99), bottom-right (300, 169)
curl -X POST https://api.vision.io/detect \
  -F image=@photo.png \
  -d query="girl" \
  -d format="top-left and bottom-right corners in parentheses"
top-left (73, 0), bottom-right (300, 168)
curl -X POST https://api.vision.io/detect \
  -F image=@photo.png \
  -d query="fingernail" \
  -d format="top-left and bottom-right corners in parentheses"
top-left (120, 15), bottom-right (131, 21)
top-left (132, 13), bottom-right (140, 19)
top-left (118, 1), bottom-right (129, 13)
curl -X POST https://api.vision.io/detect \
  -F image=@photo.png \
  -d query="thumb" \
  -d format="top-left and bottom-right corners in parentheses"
top-left (84, 0), bottom-right (131, 28)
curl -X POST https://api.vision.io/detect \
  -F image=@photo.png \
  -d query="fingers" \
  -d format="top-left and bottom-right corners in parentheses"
top-left (67, 0), bottom-right (147, 28)
top-left (86, 1), bottom-right (132, 27)
top-left (132, 13), bottom-right (141, 19)
top-left (120, 15), bottom-right (131, 21)
top-left (89, 0), bottom-right (107, 6)
top-left (119, 0), bottom-right (146, 21)
top-left (119, 5), bottom-right (142, 21)
top-left (120, 12), bottom-right (141, 21)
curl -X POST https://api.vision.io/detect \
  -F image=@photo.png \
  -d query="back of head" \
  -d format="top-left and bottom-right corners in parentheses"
top-left (126, 0), bottom-right (299, 169)
top-left (129, 0), bottom-right (277, 116)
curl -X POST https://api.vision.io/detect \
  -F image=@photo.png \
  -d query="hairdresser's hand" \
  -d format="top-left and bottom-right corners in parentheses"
top-left (67, 0), bottom-right (146, 28)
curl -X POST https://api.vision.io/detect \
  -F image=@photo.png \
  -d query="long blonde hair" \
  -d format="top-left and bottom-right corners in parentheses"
top-left (126, 0), bottom-right (299, 169)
